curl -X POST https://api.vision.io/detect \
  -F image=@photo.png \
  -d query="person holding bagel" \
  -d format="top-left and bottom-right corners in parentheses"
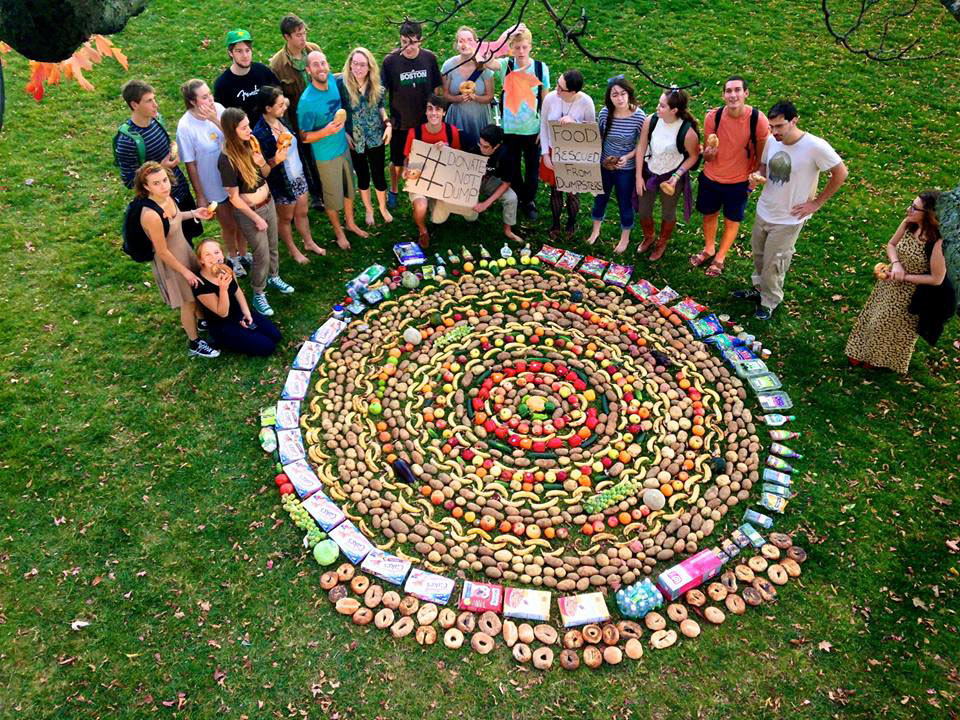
top-left (441, 27), bottom-right (495, 147)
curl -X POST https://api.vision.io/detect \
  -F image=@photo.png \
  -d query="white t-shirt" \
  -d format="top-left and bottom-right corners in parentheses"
top-left (176, 104), bottom-right (227, 203)
top-left (538, 91), bottom-right (596, 155)
top-left (756, 132), bottom-right (842, 225)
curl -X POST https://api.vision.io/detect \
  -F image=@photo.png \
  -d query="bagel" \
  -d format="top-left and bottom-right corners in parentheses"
top-left (720, 571), bottom-right (738, 593)
top-left (734, 564), bottom-right (755, 583)
top-left (781, 557), bottom-right (802, 577)
top-left (382, 590), bottom-right (401, 610)
top-left (624, 637), bottom-right (644, 660)
top-left (390, 615), bottom-right (414, 638)
top-left (582, 624), bottom-right (602, 644)
top-left (760, 543), bottom-right (781, 561)
top-left (707, 582), bottom-right (728, 602)
top-left (769, 532), bottom-right (793, 549)
top-left (601, 623), bottom-right (620, 646)
top-left (398, 595), bottom-right (419, 616)
top-left (335, 597), bottom-right (360, 615)
top-left (667, 603), bottom-right (688, 623)
top-left (767, 563), bottom-right (789, 585)
top-left (444, 627), bottom-right (464, 649)
top-left (350, 575), bottom-right (370, 595)
top-left (583, 645), bottom-right (603, 668)
top-left (479, 611), bottom-right (503, 637)
top-left (563, 629), bottom-right (584, 648)
top-left (752, 577), bottom-right (778, 602)
top-left (438, 608), bottom-right (457, 628)
top-left (748, 555), bottom-right (769, 573)
top-left (741, 586), bottom-right (763, 606)
top-left (415, 625), bottom-right (437, 645)
top-left (375, 607), bottom-right (396, 628)
top-left (512, 642), bottom-right (532, 663)
top-left (725, 593), bottom-right (746, 615)
top-left (650, 628), bottom-right (678, 649)
top-left (617, 620), bottom-right (644, 640)
top-left (535, 624), bottom-right (558, 645)
top-left (471, 631), bottom-right (495, 655)
top-left (352, 607), bottom-right (374, 625)
top-left (560, 648), bottom-right (581, 670)
top-left (416, 603), bottom-right (439, 626)
top-left (706, 133), bottom-right (719, 148)
top-left (364, 584), bottom-right (384, 608)
top-left (602, 646), bottom-right (623, 665)
top-left (456, 611), bottom-right (477, 633)
top-left (533, 646), bottom-right (555, 670)
top-left (680, 618), bottom-right (701, 638)
top-left (704, 606), bottom-right (726, 625)
top-left (320, 571), bottom-right (339, 590)
top-left (328, 585), bottom-right (347, 603)
top-left (644, 612), bottom-right (666, 631)
top-left (787, 546), bottom-right (807, 563)
top-left (685, 589), bottom-right (707, 607)
top-left (460, 80), bottom-right (476, 96)
top-left (503, 619), bottom-right (519, 647)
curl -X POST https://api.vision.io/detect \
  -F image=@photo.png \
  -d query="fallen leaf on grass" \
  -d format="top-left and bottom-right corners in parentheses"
top-left (213, 668), bottom-right (226, 686)
top-left (912, 597), bottom-right (928, 610)
top-left (818, 640), bottom-right (833, 652)
top-left (70, 619), bottom-right (90, 631)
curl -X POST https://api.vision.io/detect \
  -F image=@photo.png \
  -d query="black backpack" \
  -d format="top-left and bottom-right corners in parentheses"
top-left (714, 105), bottom-right (760, 161)
top-left (498, 59), bottom-right (545, 117)
top-left (644, 114), bottom-right (702, 172)
top-left (414, 122), bottom-right (455, 145)
top-left (122, 197), bottom-right (168, 262)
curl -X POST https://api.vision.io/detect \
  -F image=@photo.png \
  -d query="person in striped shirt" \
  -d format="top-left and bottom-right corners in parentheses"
top-left (586, 76), bottom-right (645, 253)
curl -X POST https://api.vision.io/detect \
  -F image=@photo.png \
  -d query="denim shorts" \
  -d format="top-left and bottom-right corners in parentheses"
top-left (695, 173), bottom-right (750, 222)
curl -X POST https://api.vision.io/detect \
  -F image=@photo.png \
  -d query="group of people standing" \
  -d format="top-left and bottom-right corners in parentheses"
top-left (113, 16), bottom-right (954, 372)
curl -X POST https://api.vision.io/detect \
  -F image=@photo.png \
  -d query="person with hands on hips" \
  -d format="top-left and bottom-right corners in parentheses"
top-left (219, 107), bottom-right (294, 319)
top-left (192, 239), bottom-right (283, 357)
top-left (134, 162), bottom-right (219, 359)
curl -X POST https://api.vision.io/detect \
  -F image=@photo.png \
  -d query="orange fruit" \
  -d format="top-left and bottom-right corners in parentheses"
top-left (660, 484), bottom-right (673, 497)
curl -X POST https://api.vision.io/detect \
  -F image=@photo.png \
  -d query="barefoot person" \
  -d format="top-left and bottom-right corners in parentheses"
top-left (298, 50), bottom-right (369, 250)
top-left (340, 47), bottom-right (393, 226)
top-left (402, 94), bottom-right (462, 248)
top-left (441, 27), bottom-right (495, 146)
top-left (177, 79), bottom-right (245, 276)
top-left (690, 76), bottom-right (770, 278)
top-left (219, 107), bottom-right (294, 318)
top-left (733, 100), bottom-right (848, 320)
top-left (253, 85), bottom-right (326, 264)
top-left (634, 87), bottom-right (701, 260)
top-left (585, 75), bottom-right (645, 253)
top-left (133, 162), bottom-right (219, 358)
top-left (193, 240), bottom-right (283, 357)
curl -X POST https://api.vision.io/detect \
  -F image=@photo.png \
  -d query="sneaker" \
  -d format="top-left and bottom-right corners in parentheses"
top-left (197, 318), bottom-right (209, 332)
top-left (754, 305), bottom-right (774, 321)
top-left (387, 190), bottom-right (398, 210)
top-left (228, 256), bottom-right (247, 278)
top-left (240, 252), bottom-right (253, 271)
top-left (252, 292), bottom-right (274, 316)
top-left (188, 338), bottom-right (220, 358)
top-left (524, 202), bottom-right (538, 221)
top-left (731, 287), bottom-right (761, 302)
top-left (267, 275), bottom-right (295, 294)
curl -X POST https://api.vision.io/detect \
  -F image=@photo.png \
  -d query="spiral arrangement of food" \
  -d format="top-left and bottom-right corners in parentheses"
top-left (268, 256), bottom-right (807, 669)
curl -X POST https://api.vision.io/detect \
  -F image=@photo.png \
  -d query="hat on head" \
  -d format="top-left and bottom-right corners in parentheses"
top-left (225, 29), bottom-right (253, 49)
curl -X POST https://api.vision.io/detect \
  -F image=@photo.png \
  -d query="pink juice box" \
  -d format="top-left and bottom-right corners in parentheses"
top-left (301, 490), bottom-right (346, 531)
top-left (282, 459), bottom-right (323, 499)
top-left (557, 592), bottom-right (610, 627)
top-left (503, 587), bottom-right (552, 622)
top-left (405, 568), bottom-right (456, 604)
top-left (328, 520), bottom-right (375, 564)
top-left (656, 549), bottom-right (725, 601)
top-left (458, 580), bottom-right (504, 613)
top-left (361, 550), bottom-right (412, 586)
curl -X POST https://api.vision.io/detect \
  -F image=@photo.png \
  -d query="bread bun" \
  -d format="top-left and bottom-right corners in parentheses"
top-left (334, 108), bottom-right (347, 124)
top-left (460, 81), bottom-right (476, 96)
top-left (706, 133), bottom-right (719, 148)
top-left (206, 201), bottom-right (218, 214)
top-left (873, 262), bottom-right (890, 280)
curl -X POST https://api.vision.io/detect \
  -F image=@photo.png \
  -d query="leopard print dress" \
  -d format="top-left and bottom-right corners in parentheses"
top-left (845, 232), bottom-right (927, 374)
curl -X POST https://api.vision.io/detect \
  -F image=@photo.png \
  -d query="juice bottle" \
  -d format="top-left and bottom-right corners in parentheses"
top-left (770, 442), bottom-right (803, 459)
top-left (769, 429), bottom-right (800, 441)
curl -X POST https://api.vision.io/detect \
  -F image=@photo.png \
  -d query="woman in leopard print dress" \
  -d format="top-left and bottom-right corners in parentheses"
top-left (845, 191), bottom-right (948, 373)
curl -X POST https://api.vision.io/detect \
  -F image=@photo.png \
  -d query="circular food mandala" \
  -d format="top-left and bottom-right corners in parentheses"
top-left (301, 266), bottom-right (762, 591)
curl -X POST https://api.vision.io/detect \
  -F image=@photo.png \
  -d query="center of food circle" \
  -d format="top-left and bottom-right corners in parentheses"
top-left (303, 268), bottom-right (755, 592)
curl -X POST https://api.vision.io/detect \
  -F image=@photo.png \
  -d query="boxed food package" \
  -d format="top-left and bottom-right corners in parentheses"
top-left (360, 550), bottom-right (412, 586)
top-left (503, 587), bottom-right (552, 622)
top-left (301, 489), bottom-right (346, 531)
top-left (557, 592), bottom-right (610, 627)
top-left (282, 459), bottom-right (323, 499)
top-left (555, 250), bottom-right (583, 271)
top-left (739, 523), bottom-right (766, 547)
top-left (405, 568), bottom-right (456, 604)
top-left (328, 520), bottom-right (375, 564)
top-left (458, 580), bottom-right (504, 613)
top-left (393, 241), bottom-right (426, 266)
top-left (281, 369), bottom-right (311, 400)
top-left (312, 317), bottom-right (348, 347)
top-left (276, 428), bottom-right (305, 465)
top-left (293, 341), bottom-right (324, 370)
top-left (579, 255), bottom-right (609, 278)
top-left (656, 549), bottom-right (725, 601)
top-left (275, 400), bottom-right (301, 430)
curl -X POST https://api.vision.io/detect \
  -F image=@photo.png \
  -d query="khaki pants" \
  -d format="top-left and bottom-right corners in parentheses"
top-left (234, 199), bottom-right (279, 294)
top-left (750, 215), bottom-right (805, 311)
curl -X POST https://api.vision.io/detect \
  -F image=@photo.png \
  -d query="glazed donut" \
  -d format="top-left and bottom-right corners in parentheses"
top-left (582, 624), bottom-right (602, 644)
top-left (415, 625), bottom-right (437, 645)
top-left (444, 627), bottom-right (464, 649)
top-left (725, 593), bottom-right (746, 615)
top-left (479, 611), bottom-right (503, 637)
top-left (680, 618), bottom-right (701, 638)
top-left (512, 642), bottom-right (532, 663)
top-left (685, 589), bottom-right (707, 607)
top-left (374, 607), bottom-right (395, 628)
top-left (767, 563), bottom-right (789, 585)
top-left (471, 631), bottom-right (495, 655)
top-left (390, 615), bottom-right (414, 638)
top-left (560, 648), bottom-right (581, 670)
top-left (350, 575), bottom-right (370, 595)
top-left (667, 603), bottom-right (688, 622)
top-left (644, 612), bottom-right (666, 631)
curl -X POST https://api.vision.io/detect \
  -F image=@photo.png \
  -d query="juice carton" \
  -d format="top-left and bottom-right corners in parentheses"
top-left (557, 592), bottom-right (610, 627)
top-left (656, 549), bottom-right (725, 601)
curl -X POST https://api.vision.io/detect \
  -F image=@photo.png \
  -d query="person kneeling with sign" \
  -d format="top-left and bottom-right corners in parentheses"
top-left (461, 124), bottom-right (523, 242)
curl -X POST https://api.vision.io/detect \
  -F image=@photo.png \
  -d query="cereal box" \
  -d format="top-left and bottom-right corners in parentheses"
top-left (282, 459), bottom-right (323, 499)
top-left (361, 550), bottom-right (412, 586)
top-left (301, 490), bottom-right (346, 531)
top-left (293, 341), bottom-right (324, 370)
top-left (557, 592), bottom-right (610, 627)
top-left (281, 369), bottom-right (311, 400)
top-left (458, 580), bottom-right (504, 613)
top-left (656, 549), bottom-right (725, 601)
top-left (312, 317), bottom-right (348, 347)
top-left (503, 587), bottom-right (552, 622)
top-left (328, 520), bottom-right (375, 564)
top-left (405, 568), bottom-right (456, 604)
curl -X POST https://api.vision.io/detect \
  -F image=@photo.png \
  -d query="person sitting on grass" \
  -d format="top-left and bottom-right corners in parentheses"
top-left (219, 107), bottom-right (294, 318)
top-left (402, 94), bottom-right (462, 248)
top-left (192, 239), bottom-right (283, 357)
top-left (253, 85), bottom-right (326, 264)
top-left (133, 162), bottom-right (219, 358)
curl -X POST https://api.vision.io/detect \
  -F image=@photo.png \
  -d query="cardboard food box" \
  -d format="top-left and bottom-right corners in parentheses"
top-left (276, 429), bottom-right (305, 465)
top-left (301, 490), bottom-right (345, 531)
top-left (361, 550), bottom-right (411, 586)
top-left (282, 459), bottom-right (323, 499)
top-left (328, 520), bottom-right (375, 564)
top-left (656, 549), bottom-right (725, 601)
top-left (292, 341), bottom-right (324, 370)
top-left (281, 369), bottom-right (311, 400)
top-left (557, 592), bottom-right (610, 627)
top-left (405, 568), bottom-right (456, 604)
top-left (503, 587), bottom-right (552, 622)
top-left (275, 400), bottom-right (301, 430)
top-left (312, 317), bottom-right (347, 347)
top-left (458, 580), bottom-right (504, 613)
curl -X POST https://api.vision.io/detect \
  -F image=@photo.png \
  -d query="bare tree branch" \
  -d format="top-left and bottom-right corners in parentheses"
top-left (821, 0), bottom-right (944, 62)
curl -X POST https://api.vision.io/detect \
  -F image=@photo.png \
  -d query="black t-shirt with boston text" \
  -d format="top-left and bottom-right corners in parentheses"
top-left (213, 63), bottom-right (280, 120)
top-left (192, 273), bottom-right (244, 326)
top-left (380, 49), bottom-right (442, 131)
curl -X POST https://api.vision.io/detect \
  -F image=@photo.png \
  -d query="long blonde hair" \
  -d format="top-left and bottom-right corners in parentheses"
top-left (221, 107), bottom-right (259, 191)
top-left (342, 47), bottom-right (383, 108)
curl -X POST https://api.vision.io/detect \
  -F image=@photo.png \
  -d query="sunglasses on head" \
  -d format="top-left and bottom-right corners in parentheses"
top-left (607, 74), bottom-right (625, 87)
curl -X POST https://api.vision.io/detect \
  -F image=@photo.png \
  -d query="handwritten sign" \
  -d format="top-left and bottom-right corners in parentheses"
top-left (404, 139), bottom-right (487, 206)
top-left (550, 121), bottom-right (602, 195)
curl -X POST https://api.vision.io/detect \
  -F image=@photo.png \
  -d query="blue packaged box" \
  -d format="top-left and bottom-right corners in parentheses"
top-left (328, 520), bottom-right (375, 564)
top-left (405, 568), bottom-right (456, 604)
top-left (276, 428), bottom-right (305, 465)
top-left (361, 550), bottom-right (412, 586)
top-left (301, 490), bottom-right (346, 531)
top-left (283, 458), bottom-right (322, 499)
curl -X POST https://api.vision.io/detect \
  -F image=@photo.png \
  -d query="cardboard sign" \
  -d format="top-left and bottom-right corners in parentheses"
top-left (404, 139), bottom-right (487, 206)
top-left (549, 122), bottom-right (602, 195)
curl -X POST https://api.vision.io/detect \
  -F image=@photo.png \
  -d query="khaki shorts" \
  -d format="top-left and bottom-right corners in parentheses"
top-left (316, 151), bottom-right (355, 211)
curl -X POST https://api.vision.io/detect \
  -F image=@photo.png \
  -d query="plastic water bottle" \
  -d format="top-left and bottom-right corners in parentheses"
top-left (500, 242), bottom-right (512, 258)
top-left (762, 414), bottom-right (795, 426)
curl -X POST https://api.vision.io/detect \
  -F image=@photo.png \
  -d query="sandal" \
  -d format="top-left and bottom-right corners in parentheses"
top-left (689, 250), bottom-right (715, 267)
top-left (705, 260), bottom-right (725, 277)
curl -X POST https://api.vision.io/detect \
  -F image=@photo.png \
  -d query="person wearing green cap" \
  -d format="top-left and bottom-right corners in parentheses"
top-left (214, 29), bottom-right (280, 122)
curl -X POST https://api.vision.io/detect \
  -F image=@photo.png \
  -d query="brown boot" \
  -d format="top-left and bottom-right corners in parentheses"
top-left (649, 221), bottom-right (675, 261)
top-left (638, 218), bottom-right (656, 252)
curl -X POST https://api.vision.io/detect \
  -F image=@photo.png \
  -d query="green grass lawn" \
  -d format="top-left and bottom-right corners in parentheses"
top-left (1, 0), bottom-right (959, 718)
